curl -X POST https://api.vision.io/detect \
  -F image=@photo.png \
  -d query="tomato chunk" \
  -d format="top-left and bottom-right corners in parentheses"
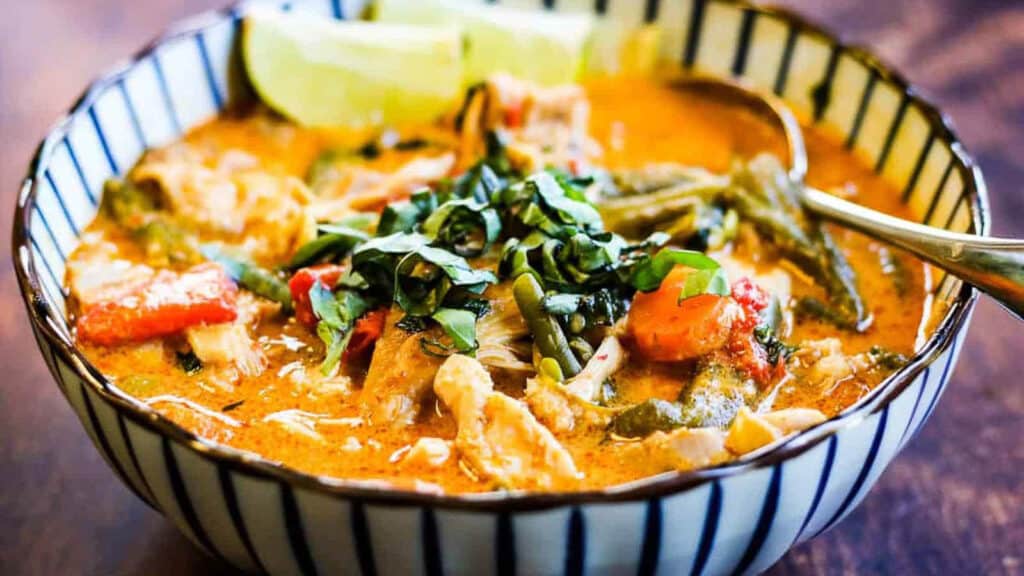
top-left (76, 263), bottom-right (238, 346)
top-left (343, 308), bottom-right (389, 362)
top-left (728, 277), bottom-right (786, 385)
top-left (628, 266), bottom-right (735, 362)
top-left (288, 264), bottom-right (347, 327)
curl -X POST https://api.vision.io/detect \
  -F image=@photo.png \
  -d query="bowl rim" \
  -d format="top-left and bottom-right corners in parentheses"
top-left (11, 0), bottom-right (987, 511)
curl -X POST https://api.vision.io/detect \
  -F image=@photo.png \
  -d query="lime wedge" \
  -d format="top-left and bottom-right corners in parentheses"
top-left (242, 9), bottom-right (463, 127)
top-left (375, 0), bottom-right (594, 86)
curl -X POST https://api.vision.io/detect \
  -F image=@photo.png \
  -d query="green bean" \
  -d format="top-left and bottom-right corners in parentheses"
top-left (678, 363), bottom-right (756, 428)
top-left (878, 246), bottom-right (909, 297)
top-left (731, 186), bottom-right (869, 331)
top-left (133, 219), bottom-right (199, 266)
top-left (538, 357), bottom-right (565, 383)
top-left (868, 345), bottom-right (910, 370)
top-left (100, 177), bottom-right (157, 224)
top-left (202, 245), bottom-right (293, 311)
top-left (512, 274), bottom-right (581, 377)
top-left (608, 399), bottom-right (685, 438)
top-left (599, 181), bottom-right (727, 237)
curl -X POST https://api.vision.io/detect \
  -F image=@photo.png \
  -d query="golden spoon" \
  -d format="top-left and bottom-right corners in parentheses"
top-left (675, 75), bottom-right (1024, 321)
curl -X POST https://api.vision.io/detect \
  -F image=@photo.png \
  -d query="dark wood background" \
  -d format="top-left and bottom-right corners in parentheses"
top-left (1, 1), bottom-right (1020, 574)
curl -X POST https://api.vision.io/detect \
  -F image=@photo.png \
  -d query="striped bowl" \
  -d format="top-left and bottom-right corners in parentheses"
top-left (12, 1), bottom-right (987, 574)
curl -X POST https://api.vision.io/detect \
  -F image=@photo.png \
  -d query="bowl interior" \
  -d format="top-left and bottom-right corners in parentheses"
top-left (12, 0), bottom-right (986, 505)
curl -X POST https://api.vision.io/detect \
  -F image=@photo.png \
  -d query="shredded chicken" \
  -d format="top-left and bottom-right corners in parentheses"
top-left (524, 376), bottom-right (616, 434)
top-left (308, 153), bottom-right (455, 222)
top-left (789, 338), bottom-right (855, 392)
top-left (458, 74), bottom-right (597, 173)
top-left (401, 438), bottom-right (452, 469)
top-left (66, 233), bottom-right (155, 308)
top-left (359, 307), bottom-right (446, 426)
top-left (133, 158), bottom-right (313, 263)
top-left (185, 323), bottom-right (265, 377)
top-left (434, 355), bottom-right (579, 490)
top-left (641, 427), bottom-right (731, 471)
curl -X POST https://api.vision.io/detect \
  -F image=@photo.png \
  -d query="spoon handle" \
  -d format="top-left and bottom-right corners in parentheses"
top-left (802, 186), bottom-right (1024, 320)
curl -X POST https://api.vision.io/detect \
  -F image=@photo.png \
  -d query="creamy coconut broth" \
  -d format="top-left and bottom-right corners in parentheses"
top-left (67, 77), bottom-right (929, 493)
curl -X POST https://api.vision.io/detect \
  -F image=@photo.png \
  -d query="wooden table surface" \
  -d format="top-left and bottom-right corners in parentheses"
top-left (1, 1), bottom-right (1021, 574)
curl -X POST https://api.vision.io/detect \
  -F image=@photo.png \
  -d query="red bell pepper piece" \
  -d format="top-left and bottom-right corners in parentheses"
top-left (288, 264), bottom-right (347, 327)
top-left (76, 263), bottom-right (238, 346)
top-left (343, 308), bottom-right (388, 362)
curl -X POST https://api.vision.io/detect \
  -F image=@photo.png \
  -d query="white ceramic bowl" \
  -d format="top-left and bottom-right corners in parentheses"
top-left (13, 1), bottom-right (987, 574)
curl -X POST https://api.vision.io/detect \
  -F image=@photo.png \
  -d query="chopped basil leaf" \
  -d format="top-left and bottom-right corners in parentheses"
top-left (431, 307), bottom-right (478, 353)
top-left (629, 247), bottom-right (724, 292)
top-left (176, 351), bottom-right (202, 375)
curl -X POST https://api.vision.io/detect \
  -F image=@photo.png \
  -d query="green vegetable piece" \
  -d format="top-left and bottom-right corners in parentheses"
top-left (378, 200), bottom-right (426, 236)
top-left (568, 337), bottom-right (595, 364)
top-left (201, 245), bottom-right (293, 311)
top-left (421, 197), bottom-right (502, 257)
top-left (609, 399), bottom-right (685, 438)
top-left (512, 274), bottom-right (581, 377)
top-left (680, 266), bottom-right (730, 302)
top-left (308, 280), bottom-right (372, 374)
top-left (451, 162), bottom-right (504, 203)
top-left (629, 247), bottom-right (726, 293)
top-left (530, 172), bottom-right (602, 232)
top-left (100, 177), bottom-right (157, 225)
top-left (868, 345), bottom-right (910, 371)
top-left (431, 307), bottom-right (479, 352)
top-left (678, 364), bottom-right (756, 428)
top-left (794, 297), bottom-right (859, 331)
top-left (598, 178), bottom-right (728, 237)
top-left (753, 325), bottom-right (797, 366)
top-left (352, 232), bottom-right (496, 317)
top-left (287, 223), bottom-right (369, 269)
top-left (175, 351), bottom-right (202, 375)
top-left (394, 244), bottom-right (497, 316)
top-left (538, 357), bottom-right (565, 383)
top-left (728, 157), bottom-right (870, 331)
top-left (133, 218), bottom-right (199, 267)
top-left (878, 246), bottom-right (909, 297)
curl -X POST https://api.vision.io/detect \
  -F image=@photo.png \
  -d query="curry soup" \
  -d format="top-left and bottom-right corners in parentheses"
top-left (67, 76), bottom-right (927, 493)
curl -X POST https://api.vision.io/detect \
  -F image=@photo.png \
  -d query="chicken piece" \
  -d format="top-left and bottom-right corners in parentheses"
top-left (458, 74), bottom-right (596, 172)
top-left (133, 161), bottom-right (243, 233)
top-left (359, 307), bottom-right (446, 426)
top-left (307, 153), bottom-right (455, 222)
top-left (67, 241), bottom-right (155, 310)
top-left (524, 376), bottom-right (617, 434)
top-left (641, 427), bottom-right (730, 471)
top-left (789, 338), bottom-right (855, 392)
top-left (182, 291), bottom-right (269, 386)
top-left (133, 159), bottom-right (313, 263)
top-left (231, 171), bottom-right (315, 263)
top-left (400, 438), bottom-right (452, 469)
top-left (185, 323), bottom-right (265, 378)
top-left (762, 408), bottom-right (828, 434)
top-left (434, 355), bottom-right (580, 490)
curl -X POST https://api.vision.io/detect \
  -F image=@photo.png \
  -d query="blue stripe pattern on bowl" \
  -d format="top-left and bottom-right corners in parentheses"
top-left (12, 0), bottom-right (986, 574)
